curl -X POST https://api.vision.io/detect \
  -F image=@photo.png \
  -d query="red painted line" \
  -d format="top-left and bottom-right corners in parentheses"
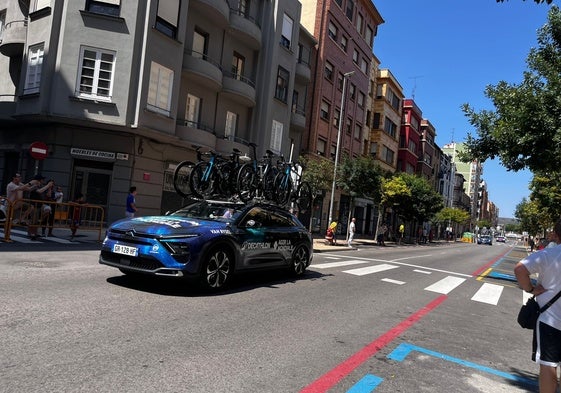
top-left (471, 249), bottom-right (511, 277)
top-left (300, 295), bottom-right (447, 393)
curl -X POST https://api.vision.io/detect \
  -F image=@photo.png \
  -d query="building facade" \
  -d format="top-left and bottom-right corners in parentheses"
top-left (0, 0), bottom-right (316, 224)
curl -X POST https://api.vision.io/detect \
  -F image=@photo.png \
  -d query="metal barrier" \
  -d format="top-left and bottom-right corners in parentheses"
top-left (1, 196), bottom-right (105, 242)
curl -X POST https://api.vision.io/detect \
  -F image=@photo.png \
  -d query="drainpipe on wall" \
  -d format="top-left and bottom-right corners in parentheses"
top-left (131, 0), bottom-right (152, 129)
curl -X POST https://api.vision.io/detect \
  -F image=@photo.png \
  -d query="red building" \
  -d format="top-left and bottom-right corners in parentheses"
top-left (397, 99), bottom-right (423, 174)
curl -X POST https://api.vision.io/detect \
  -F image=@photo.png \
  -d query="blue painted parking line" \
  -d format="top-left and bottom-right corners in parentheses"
top-left (387, 343), bottom-right (537, 387)
top-left (487, 271), bottom-right (516, 281)
top-left (346, 374), bottom-right (383, 393)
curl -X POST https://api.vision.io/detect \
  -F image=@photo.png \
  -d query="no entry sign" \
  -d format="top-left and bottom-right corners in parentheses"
top-left (29, 141), bottom-right (48, 160)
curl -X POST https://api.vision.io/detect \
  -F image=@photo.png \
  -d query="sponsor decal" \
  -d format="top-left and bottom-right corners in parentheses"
top-left (151, 244), bottom-right (160, 253)
top-left (137, 217), bottom-right (199, 229)
top-left (210, 229), bottom-right (231, 235)
top-left (273, 239), bottom-right (293, 251)
top-left (242, 241), bottom-right (272, 250)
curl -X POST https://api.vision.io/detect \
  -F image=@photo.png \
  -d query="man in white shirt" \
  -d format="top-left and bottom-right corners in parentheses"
top-left (6, 173), bottom-right (33, 224)
top-left (348, 217), bottom-right (356, 248)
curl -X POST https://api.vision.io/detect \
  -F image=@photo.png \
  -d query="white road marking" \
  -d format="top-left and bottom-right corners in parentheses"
top-left (471, 283), bottom-right (504, 305)
top-left (382, 278), bottom-right (406, 285)
top-left (313, 260), bottom-right (373, 269)
top-left (343, 263), bottom-right (399, 276)
top-left (414, 269), bottom-right (432, 274)
top-left (425, 276), bottom-right (466, 294)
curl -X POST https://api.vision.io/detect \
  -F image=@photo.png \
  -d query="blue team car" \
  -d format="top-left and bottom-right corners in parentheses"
top-left (99, 200), bottom-right (313, 290)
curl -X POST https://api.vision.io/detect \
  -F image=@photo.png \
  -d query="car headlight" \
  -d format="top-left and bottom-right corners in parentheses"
top-left (159, 235), bottom-right (199, 262)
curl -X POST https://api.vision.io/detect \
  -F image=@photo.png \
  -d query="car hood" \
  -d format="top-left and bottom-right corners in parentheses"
top-left (109, 216), bottom-right (229, 236)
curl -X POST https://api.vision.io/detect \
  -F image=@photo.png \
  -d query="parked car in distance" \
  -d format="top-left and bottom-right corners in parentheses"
top-left (495, 235), bottom-right (506, 243)
top-left (99, 200), bottom-right (313, 290)
top-left (477, 235), bottom-right (493, 245)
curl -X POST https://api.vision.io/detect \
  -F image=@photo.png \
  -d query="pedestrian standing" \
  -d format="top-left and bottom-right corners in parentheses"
top-left (348, 217), bottom-right (356, 248)
top-left (398, 223), bottom-right (405, 244)
top-left (514, 218), bottom-right (561, 393)
top-left (126, 186), bottom-right (138, 218)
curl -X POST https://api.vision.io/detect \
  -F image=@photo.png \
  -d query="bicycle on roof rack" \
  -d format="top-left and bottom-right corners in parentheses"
top-left (273, 159), bottom-right (312, 214)
top-left (236, 142), bottom-right (279, 203)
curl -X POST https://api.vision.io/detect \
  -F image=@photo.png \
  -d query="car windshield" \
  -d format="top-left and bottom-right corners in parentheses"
top-left (169, 201), bottom-right (243, 221)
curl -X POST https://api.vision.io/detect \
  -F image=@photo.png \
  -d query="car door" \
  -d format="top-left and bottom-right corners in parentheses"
top-left (237, 207), bottom-right (277, 268)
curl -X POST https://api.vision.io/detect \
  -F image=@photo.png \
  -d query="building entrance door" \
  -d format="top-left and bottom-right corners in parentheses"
top-left (71, 164), bottom-right (112, 211)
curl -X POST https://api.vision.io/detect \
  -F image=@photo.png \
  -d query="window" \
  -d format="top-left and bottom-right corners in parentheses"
top-left (349, 83), bottom-right (356, 100)
top-left (186, 94), bottom-right (201, 126)
top-left (338, 73), bottom-right (344, 90)
top-left (147, 61), bottom-right (173, 116)
top-left (346, 117), bottom-right (352, 134)
top-left (340, 35), bottom-right (347, 52)
top-left (334, 0), bottom-right (342, 7)
top-left (365, 26), bottom-right (374, 47)
top-left (352, 49), bottom-right (359, 64)
top-left (275, 66), bottom-right (289, 102)
top-left (324, 61), bottom-right (334, 81)
top-left (85, 0), bottom-right (120, 16)
top-left (317, 139), bottom-right (326, 156)
top-left (155, 0), bottom-right (180, 39)
top-left (408, 139), bottom-right (417, 154)
top-left (360, 58), bottom-right (368, 74)
top-left (192, 28), bottom-right (208, 58)
top-left (232, 52), bottom-right (245, 80)
top-left (370, 142), bottom-right (377, 157)
top-left (356, 13), bottom-right (363, 35)
top-left (333, 108), bottom-right (340, 128)
top-left (281, 13), bottom-right (293, 49)
top-left (24, 43), bottom-right (44, 94)
top-left (372, 113), bottom-right (380, 128)
top-left (225, 111), bottom-right (238, 138)
top-left (271, 120), bottom-right (283, 152)
top-left (328, 21), bottom-right (337, 40)
top-left (382, 146), bottom-right (394, 165)
top-left (76, 47), bottom-right (115, 101)
top-left (388, 88), bottom-right (400, 111)
top-left (376, 83), bottom-right (383, 98)
top-left (411, 116), bottom-right (419, 130)
top-left (346, 0), bottom-right (354, 21)
top-left (320, 101), bottom-right (330, 121)
top-left (358, 91), bottom-right (365, 108)
top-left (354, 123), bottom-right (362, 140)
top-left (384, 118), bottom-right (397, 138)
top-left (32, 0), bottom-right (51, 12)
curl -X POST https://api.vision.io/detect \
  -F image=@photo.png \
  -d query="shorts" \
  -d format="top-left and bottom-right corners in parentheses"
top-left (533, 321), bottom-right (561, 366)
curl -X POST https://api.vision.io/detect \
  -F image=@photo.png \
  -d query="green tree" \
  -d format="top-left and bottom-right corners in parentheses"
top-left (435, 207), bottom-right (471, 226)
top-left (300, 154), bottom-right (334, 198)
top-left (396, 173), bottom-right (444, 224)
top-left (515, 198), bottom-right (547, 235)
top-left (529, 173), bottom-right (561, 224)
top-left (461, 6), bottom-right (561, 173)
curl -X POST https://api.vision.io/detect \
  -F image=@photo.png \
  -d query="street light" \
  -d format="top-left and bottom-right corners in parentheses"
top-left (327, 70), bottom-right (354, 227)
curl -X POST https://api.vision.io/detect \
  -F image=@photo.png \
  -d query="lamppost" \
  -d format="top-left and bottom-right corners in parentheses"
top-left (327, 71), bottom-right (354, 227)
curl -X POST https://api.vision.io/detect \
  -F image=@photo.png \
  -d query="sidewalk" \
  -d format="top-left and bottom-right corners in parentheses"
top-left (312, 235), bottom-right (456, 252)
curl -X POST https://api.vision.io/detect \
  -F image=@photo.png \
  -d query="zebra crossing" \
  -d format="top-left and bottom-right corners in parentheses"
top-left (312, 257), bottom-right (508, 306)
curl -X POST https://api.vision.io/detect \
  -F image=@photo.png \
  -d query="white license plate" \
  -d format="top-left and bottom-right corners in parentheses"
top-left (113, 244), bottom-right (138, 257)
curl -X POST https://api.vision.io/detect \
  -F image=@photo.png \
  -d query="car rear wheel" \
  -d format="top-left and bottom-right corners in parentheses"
top-left (291, 245), bottom-right (309, 276)
top-left (201, 246), bottom-right (233, 290)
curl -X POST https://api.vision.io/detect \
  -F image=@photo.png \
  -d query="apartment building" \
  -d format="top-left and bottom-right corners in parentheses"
top-left (368, 62), bottom-right (401, 174)
top-left (397, 98), bottom-right (422, 174)
top-left (300, 0), bottom-right (383, 234)
top-left (0, 0), bottom-right (316, 224)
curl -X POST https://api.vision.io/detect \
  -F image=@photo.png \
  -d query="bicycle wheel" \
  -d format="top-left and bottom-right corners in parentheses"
top-left (217, 162), bottom-right (236, 197)
top-left (262, 166), bottom-right (279, 202)
top-left (172, 160), bottom-right (195, 198)
top-left (237, 164), bottom-right (257, 202)
top-left (189, 162), bottom-right (216, 199)
top-left (274, 172), bottom-right (292, 206)
top-left (296, 181), bottom-right (312, 214)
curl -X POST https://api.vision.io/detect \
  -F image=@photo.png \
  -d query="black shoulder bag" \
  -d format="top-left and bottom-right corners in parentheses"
top-left (518, 289), bottom-right (561, 329)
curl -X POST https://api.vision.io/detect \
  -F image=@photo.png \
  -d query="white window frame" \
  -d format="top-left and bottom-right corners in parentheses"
top-left (147, 61), bottom-right (173, 116)
top-left (31, 0), bottom-right (51, 12)
top-left (271, 120), bottom-right (283, 153)
top-left (225, 111), bottom-right (238, 139)
top-left (24, 43), bottom-right (44, 94)
top-left (76, 46), bottom-right (116, 101)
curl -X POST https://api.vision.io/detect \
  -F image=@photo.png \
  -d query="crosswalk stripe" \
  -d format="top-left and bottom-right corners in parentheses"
top-left (343, 263), bottom-right (399, 276)
top-left (382, 278), bottom-right (405, 285)
top-left (414, 269), bottom-right (432, 274)
top-left (425, 276), bottom-right (466, 294)
top-left (313, 260), bottom-right (371, 269)
top-left (471, 283), bottom-right (504, 305)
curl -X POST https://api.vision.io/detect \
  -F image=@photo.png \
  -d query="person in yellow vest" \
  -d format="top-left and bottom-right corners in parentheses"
top-left (399, 223), bottom-right (405, 244)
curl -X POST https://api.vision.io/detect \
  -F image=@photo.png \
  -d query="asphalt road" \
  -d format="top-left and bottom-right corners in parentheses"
top-left (0, 240), bottom-right (538, 392)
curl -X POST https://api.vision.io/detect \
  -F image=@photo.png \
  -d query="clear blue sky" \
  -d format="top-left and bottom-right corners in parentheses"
top-left (373, 0), bottom-right (553, 218)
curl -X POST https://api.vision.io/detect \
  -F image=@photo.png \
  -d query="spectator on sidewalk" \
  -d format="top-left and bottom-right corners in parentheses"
top-left (126, 186), bottom-right (138, 218)
top-left (325, 222), bottom-right (337, 245)
top-left (348, 218), bottom-right (356, 248)
top-left (70, 193), bottom-right (86, 240)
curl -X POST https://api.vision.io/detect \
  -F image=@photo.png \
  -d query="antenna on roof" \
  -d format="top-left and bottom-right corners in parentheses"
top-left (409, 75), bottom-right (423, 99)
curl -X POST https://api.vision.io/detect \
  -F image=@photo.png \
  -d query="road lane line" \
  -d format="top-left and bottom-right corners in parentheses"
top-left (471, 283), bottom-right (503, 305)
top-left (300, 295), bottom-right (447, 393)
top-left (425, 276), bottom-right (466, 294)
top-left (343, 264), bottom-right (399, 276)
top-left (381, 278), bottom-right (405, 285)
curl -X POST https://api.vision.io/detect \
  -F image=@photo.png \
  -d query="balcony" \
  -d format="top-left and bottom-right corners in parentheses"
top-left (290, 104), bottom-right (306, 130)
top-left (0, 20), bottom-right (27, 57)
top-left (215, 135), bottom-right (251, 157)
top-left (229, 9), bottom-right (261, 50)
top-left (190, 0), bottom-right (229, 28)
top-left (295, 60), bottom-right (311, 82)
top-left (222, 72), bottom-right (256, 107)
top-left (182, 49), bottom-right (223, 91)
top-left (176, 119), bottom-right (217, 147)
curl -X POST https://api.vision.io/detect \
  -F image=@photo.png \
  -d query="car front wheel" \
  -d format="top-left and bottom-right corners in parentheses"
top-left (291, 245), bottom-right (309, 276)
top-left (200, 247), bottom-right (233, 290)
